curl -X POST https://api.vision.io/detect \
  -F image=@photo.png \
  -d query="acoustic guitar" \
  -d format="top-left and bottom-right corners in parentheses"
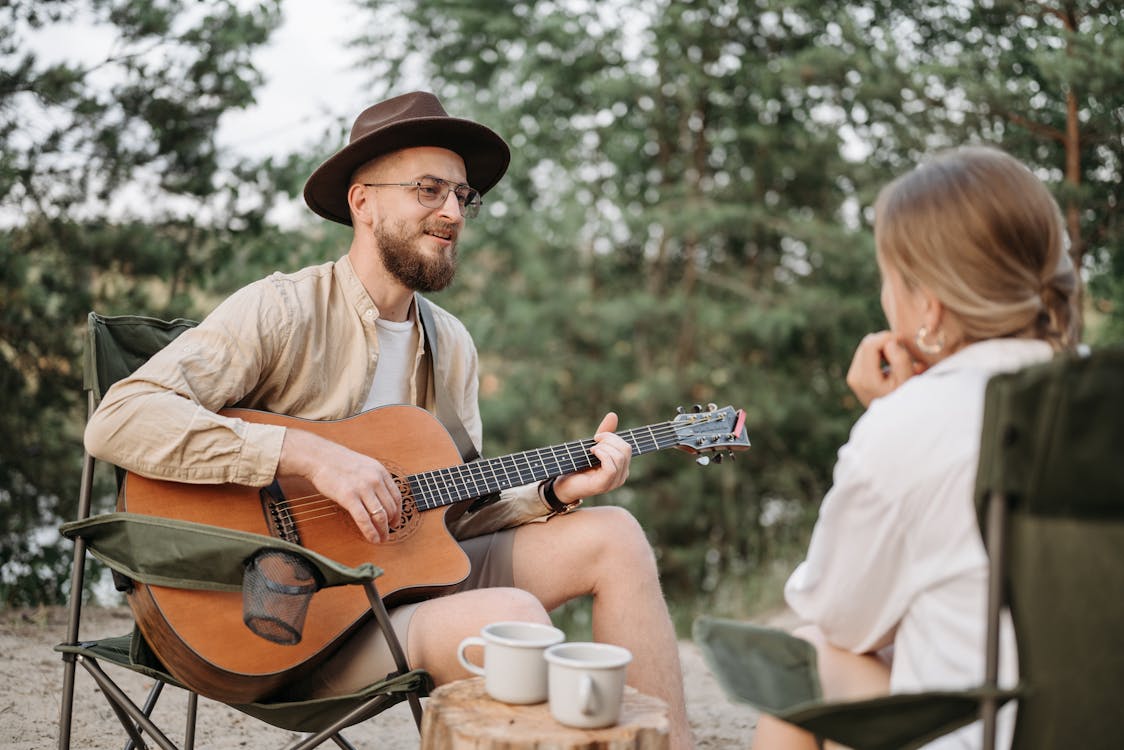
top-left (120, 403), bottom-right (749, 702)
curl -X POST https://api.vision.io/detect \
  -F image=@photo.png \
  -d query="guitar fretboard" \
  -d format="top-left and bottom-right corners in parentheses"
top-left (407, 422), bottom-right (682, 510)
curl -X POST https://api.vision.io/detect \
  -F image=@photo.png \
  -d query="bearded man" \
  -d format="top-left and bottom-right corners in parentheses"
top-left (85, 92), bottom-right (694, 749)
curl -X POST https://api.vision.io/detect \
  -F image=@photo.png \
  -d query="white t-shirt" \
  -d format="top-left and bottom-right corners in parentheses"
top-left (785, 338), bottom-right (1053, 750)
top-left (362, 316), bottom-right (419, 410)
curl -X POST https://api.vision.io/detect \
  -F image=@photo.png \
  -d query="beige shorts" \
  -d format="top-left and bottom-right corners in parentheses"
top-left (293, 528), bottom-right (516, 698)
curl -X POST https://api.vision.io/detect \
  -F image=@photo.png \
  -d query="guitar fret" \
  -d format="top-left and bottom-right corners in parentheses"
top-left (399, 412), bottom-right (746, 513)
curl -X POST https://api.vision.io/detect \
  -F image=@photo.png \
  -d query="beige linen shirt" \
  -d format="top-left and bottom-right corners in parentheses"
top-left (84, 255), bottom-right (545, 538)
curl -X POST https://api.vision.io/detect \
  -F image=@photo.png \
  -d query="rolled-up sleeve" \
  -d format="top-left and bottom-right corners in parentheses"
top-left (784, 436), bottom-right (914, 654)
top-left (84, 281), bottom-right (290, 487)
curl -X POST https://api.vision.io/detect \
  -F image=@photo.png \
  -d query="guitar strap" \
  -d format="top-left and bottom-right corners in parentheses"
top-left (415, 293), bottom-right (481, 464)
top-left (415, 294), bottom-right (500, 513)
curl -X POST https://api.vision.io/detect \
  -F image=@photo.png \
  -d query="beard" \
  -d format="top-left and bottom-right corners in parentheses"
top-left (374, 217), bottom-right (459, 292)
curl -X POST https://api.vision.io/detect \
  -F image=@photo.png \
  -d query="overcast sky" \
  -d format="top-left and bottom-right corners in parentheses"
top-left (217, 0), bottom-right (372, 159)
top-left (25, 0), bottom-right (376, 160)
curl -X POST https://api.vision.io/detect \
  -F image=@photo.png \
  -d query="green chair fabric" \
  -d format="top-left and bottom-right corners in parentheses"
top-left (55, 635), bottom-right (431, 735)
top-left (974, 346), bottom-right (1124, 749)
top-left (692, 618), bottom-right (1012, 750)
top-left (84, 312), bottom-right (199, 405)
top-left (695, 346), bottom-right (1124, 750)
top-left (58, 312), bottom-right (431, 750)
top-left (61, 512), bottom-right (383, 593)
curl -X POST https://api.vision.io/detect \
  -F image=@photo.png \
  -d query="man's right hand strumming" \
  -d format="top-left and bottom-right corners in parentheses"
top-left (278, 428), bottom-right (403, 544)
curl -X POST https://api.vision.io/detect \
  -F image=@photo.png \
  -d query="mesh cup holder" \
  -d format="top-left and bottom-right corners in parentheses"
top-left (242, 550), bottom-right (322, 645)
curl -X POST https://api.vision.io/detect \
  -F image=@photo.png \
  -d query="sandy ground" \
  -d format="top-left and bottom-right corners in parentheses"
top-left (0, 605), bottom-right (793, 749)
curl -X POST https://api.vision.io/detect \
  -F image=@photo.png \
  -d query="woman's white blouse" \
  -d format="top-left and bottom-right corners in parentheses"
top-left (785, 338), bottom-right (1054, 749)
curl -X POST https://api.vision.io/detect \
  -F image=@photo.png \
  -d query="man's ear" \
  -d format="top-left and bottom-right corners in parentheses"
top-left (347, 182), bottom-right (374, 227)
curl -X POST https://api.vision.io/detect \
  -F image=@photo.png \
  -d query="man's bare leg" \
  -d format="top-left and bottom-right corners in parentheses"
top-left (406, 586), bottom-right (553, 683)
top-left (402, 507), bottom-right (691, 748)
top-left (511, 506), bottom-right (694, 750)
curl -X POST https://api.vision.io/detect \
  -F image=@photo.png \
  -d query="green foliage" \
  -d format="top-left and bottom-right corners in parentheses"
top-left (0, 0), bottom-right (285, 605)
top-left (813, 0), bottom-right (1124, 340)
top-left (2, 0), bottom-right (1121, 617)
top-left (352, 0), bottom-right (1123, 622)
top-left (353, 0), bottom-right (886, 619)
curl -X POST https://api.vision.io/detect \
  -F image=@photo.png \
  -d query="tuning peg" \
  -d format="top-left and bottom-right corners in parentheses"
top-left (692, 404), bottom-right (703, 413)
top-left (696, 455), bottom-right (711, 466)
top-left (676, 406), bottom-right (685, 414)
top-left (713, 453), bottom-right (724, 464)
top-left (707, 402), bottom-right (718, 411)
top-left (726, 451), bottom-right (736, 461)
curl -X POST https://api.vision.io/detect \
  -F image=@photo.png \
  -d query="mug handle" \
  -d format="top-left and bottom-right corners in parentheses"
top-left (578, 673), bottom-right (599, 716)
top-left (457, 636), bottom-right (487, 677)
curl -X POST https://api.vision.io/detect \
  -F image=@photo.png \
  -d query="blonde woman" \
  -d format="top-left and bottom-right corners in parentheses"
top-left (757, 146), bottom-right (1080, 750)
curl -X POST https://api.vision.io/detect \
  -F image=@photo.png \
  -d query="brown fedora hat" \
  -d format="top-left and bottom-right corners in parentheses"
top-left (303, 91), bottom-right (510, 226)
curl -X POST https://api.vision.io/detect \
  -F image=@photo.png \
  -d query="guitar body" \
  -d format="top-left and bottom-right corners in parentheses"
top-left (120, 405), bottom-right (471, 703)
top-left (116, 401), bottom-right (751, 703)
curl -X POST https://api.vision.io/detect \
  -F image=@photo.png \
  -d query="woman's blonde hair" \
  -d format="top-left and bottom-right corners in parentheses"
top-left (874, 146), bottom-right (1081, 351)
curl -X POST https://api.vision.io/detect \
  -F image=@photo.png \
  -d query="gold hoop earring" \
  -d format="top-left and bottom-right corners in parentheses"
top-left (915, 325), bottom-right (945, 356)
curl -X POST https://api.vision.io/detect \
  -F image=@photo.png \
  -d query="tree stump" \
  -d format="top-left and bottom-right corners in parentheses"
top-left (420, 677), bottom-right (670, 750)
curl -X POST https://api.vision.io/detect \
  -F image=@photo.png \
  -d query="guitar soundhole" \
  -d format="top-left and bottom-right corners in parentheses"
top-left (385, 465), bottom-right (420, 542)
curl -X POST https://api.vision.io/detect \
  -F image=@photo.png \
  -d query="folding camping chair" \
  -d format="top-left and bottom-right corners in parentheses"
top-left (57, 312), bottom-right (432, 750)
top-left (694, 345), bottom-right (1124, 750)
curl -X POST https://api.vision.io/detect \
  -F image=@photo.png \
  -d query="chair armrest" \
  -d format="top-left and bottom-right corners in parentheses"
top-left (694, 616), bottom-right (1019, 750)
top-left (694, 616), bottom-right (822, 712)
top-left (61, 512), bottom-right (381, 591)
top-left (786, 688), bottom-right (1018, 750)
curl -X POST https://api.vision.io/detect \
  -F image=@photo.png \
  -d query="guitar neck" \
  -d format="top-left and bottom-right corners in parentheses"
top-left (408, 423), bottom-right (678, 511)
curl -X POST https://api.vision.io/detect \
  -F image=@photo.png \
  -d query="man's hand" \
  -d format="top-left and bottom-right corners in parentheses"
top-left (277, 428), bottom-right (402, 544)
top-left (552, 412), bottom-right (632, 504)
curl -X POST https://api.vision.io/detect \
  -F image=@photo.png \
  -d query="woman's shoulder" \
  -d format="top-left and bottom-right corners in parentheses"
top-left (847, 339), bottom-right (1056, 468)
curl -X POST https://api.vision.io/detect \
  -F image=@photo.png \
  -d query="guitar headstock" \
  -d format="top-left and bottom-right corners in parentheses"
top-left (670, 404), bottom-right (751, 465)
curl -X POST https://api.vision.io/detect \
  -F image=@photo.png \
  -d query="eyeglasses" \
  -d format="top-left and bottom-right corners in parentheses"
top-left (362, 176), bottom-right (482, 218)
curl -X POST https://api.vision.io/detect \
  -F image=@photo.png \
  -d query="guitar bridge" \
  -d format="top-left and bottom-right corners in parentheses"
top-left (259, 481), bottom-right (302, 545)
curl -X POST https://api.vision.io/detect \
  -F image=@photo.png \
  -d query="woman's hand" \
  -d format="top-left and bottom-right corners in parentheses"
top-left (846, 331), bottom-right (926, 408)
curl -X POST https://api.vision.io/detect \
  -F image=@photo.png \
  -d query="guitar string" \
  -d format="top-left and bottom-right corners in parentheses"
top-left (270, 422), bottom-right (716, 522)
top-left (275, 425), bottom-right (688, 519)
top-left (264, 419), bottom-right (729, 525)
top-left (275, 426), bottom-right (708, 522)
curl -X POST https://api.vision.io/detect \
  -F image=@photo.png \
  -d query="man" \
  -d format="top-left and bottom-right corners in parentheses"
top-left (85, 92), bottom-right (693, 748)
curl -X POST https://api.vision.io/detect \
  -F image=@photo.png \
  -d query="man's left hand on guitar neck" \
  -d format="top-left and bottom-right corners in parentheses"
top-left (548, 412), bottom-right (632, 511)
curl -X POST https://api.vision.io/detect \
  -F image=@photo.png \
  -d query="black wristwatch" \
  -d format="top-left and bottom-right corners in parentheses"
top-left (539, 477), bottom-right (582, 515)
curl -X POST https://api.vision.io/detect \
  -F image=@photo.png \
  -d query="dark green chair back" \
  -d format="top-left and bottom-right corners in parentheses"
top-left (695, 346), bottom-right (1124, 750)
top-left (975, 346), bottom-right (1124, 749)
top-left (84, 312), bottom-right (198, 403)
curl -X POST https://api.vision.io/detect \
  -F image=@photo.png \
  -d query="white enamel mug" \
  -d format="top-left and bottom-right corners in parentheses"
top-left (457, 621), bottom-right (565, 704)
top-left (545, 642), bottom-right (632, 728)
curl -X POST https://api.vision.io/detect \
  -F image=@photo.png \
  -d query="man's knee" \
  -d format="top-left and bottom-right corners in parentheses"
top-left (581, 506), bottom-right (657, 566)
top-left (484, 586), bottom-right (552, 624)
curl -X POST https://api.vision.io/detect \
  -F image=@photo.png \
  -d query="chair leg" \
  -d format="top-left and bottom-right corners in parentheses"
top-left (981, 491), bottom-right (1009, 750)
top-left (58, 447), bottom-right (98, 750)
top-left (120, 682), bottom-right (197, 750)
top-left (363, 579), bottom-right (425, 731)
top-left (58, 652), bottom-right (79, 750)
top-left (124, 682), bottom-right (165, 750)
top-left (285, 696), bottom-right (398, 750)
top-left (406, 692), bottom-right (424, 730)
top-left (185, 692), bottom-right (197, 750)
top-left (78, 656), bottom-right (181, 750)
top-left (329, 734), bottom-right (359, 750)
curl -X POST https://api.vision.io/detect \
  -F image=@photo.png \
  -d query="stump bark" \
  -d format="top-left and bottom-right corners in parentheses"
top-left (420, 677), bottom-right (670, 750)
